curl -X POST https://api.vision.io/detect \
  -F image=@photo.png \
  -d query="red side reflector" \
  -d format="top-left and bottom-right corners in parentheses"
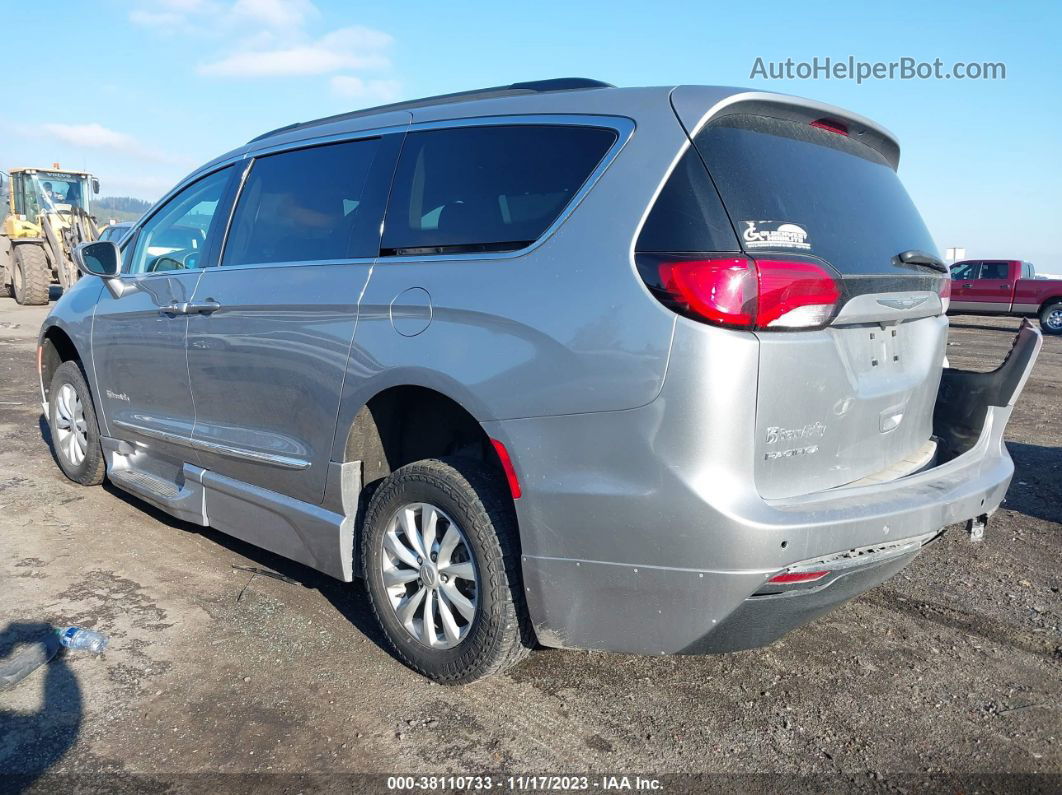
top-left (768, 570), bottom-right (830, 584)
top-left (490, 438), bottom-right (522, 500)
top-left (810, 118), bottom-right (848, 136)
top-left (939, 277), bottom-right (952, 313)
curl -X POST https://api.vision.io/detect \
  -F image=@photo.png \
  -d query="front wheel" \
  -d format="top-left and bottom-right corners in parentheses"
top-left (362, 458), bottom-right (531, 683)
top-left (48, 360), bottom-right (105, 485)
top-left (1039, 301), bottom-right (1062, 335)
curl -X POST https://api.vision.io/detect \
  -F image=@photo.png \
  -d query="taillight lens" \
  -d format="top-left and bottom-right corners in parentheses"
top-left (640, 255), bottom-right (840, 331)
top-left (656, 257), bottom-right (757, 327)
top-left (757, 259), bottom-right (841, 329)
top-left (939, 277), bottom-right (952, 313)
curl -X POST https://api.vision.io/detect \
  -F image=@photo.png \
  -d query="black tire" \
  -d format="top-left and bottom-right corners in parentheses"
top-left (362, 457), bottom-right (532, 683)
top-left (48, 360), bottom-right (105, 486)
top-left (13, 245), bottom-right (50, 306)
top-left (1039, 301), bottom-right (1062, 335)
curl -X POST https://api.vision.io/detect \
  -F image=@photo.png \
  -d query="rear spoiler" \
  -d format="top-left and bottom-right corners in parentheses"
top-left (669, 87), bottom-right (901, 169)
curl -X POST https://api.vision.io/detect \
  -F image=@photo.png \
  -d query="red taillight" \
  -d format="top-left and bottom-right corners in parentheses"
top-left (490, 438), bottom-right (521, 500)
top-left (939, 277), bottom-right (952, 313)
top-left (756, 259), bottom-right (841, 329)
top-left (768, 570), bottom-right (830, 584)
top-left (648, 256), bottom-right (840, 330)
top-left (657, 258), bottom-right (756, 328)
top-left (810, 118), bottom-right (849, 136)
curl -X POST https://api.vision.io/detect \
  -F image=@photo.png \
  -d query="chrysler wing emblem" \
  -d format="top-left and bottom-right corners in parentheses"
top-left (876, 295), bottom-right (930, 311)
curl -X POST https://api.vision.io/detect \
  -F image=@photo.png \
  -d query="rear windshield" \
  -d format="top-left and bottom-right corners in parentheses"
top-left (381, 125), bottom-right (617, 256)
top-left (694, 114), bottom-right (938, 275)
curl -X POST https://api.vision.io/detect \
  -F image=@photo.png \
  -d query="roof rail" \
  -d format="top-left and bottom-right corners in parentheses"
top-left (248, 78), bottom-right (614, 144)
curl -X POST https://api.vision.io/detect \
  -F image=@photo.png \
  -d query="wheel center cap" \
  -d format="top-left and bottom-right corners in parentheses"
top-left (421, 564), bottom-right (439, 588)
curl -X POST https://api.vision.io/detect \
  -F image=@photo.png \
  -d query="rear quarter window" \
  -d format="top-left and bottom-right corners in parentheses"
top-left (381, 125), bottom-right (618, 256)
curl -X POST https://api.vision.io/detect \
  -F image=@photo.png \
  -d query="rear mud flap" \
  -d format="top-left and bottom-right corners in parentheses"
top-left (933, 319), bottom-right (1042, 462)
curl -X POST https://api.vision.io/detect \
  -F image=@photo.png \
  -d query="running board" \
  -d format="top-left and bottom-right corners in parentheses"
top-left (102, 437), bottom-right (207, 525)
top-left (100, 437), bottom-right (361, 581)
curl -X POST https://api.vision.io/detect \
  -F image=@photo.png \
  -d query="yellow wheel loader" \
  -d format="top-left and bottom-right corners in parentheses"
top-left (1, 166), bottom-right (101, 305)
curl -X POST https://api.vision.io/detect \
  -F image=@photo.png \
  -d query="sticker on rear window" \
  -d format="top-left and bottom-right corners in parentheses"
top-left (742, 220), bottom-right (811, 251)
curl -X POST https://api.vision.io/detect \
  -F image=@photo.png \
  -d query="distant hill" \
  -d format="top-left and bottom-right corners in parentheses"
top-left (95, 195), bottom-right (151, 223)
top-left (95, 196), bottom-right (152, 214)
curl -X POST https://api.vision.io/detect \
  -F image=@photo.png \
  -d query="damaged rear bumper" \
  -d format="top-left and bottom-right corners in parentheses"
top-left (492, 321), bottom-right (1042, 655)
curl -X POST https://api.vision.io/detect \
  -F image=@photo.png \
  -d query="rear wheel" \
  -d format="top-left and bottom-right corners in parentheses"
top-left (12, 245), bottom-right (50, 305)
top-left (362, 457), bottom-right (531, 683)
top-left (1039, 301), bottom-right (1062, 335)
top-left (48, 360), bottom-right (105, 486)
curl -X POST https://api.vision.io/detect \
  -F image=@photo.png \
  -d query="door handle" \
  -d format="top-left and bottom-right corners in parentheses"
top-left (963, 283), bottom-right (973, 288)
top-left (183, 300), bottom-right (222, 315)
top-left (158, 300), bottom-right (222, 316)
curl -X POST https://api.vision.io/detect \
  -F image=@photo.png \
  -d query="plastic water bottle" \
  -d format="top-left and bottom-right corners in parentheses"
top-left (57, 627), bottom-right (109, 654)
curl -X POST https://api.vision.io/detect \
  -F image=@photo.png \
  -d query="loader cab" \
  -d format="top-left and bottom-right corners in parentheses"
top-left (11, 169), bottom-right (98, 217)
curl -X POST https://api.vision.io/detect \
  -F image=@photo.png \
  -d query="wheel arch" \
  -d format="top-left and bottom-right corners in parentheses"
top-left (39, 322), bottom-right (88, 404)
top-left (1039, 295), bottom-right (1062, 313)
top-left (339, 383), bottom-right (513, 494)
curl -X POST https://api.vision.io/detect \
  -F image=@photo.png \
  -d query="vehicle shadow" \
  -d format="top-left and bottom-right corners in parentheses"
top-left (1001, 441), bottom-right (1062, 525)
top-left (0, 622), bottom-right (83, 784)
top-left (99, 482), bottom-right (396, 656)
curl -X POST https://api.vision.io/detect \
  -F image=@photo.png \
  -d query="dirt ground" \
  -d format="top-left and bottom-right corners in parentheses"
top-left (0, 293), bottom-right (1058, 792)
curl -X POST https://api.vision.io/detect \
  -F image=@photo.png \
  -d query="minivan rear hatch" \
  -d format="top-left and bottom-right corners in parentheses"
top-left (674, 94), bottom-right (951, 499)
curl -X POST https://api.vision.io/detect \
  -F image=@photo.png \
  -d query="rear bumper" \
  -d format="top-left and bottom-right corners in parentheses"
top-left (485, 320), bottom-right (1042, 655)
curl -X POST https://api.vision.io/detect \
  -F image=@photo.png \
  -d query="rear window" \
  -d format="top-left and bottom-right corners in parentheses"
top-left (693, 114), bottom-right (939, 275)
top-left (224, 137), bottom-right (383, 266)
top-left (381, 125), bottom-right (617, 256)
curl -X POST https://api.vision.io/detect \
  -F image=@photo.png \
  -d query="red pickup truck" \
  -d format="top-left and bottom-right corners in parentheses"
top-left (949, 259), bottom-right (1062, 334)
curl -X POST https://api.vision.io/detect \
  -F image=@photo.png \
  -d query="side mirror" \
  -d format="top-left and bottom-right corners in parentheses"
top-left (91, 178), bottom-right (100, 195)
top-left (74, 241), bottom-right (120, 277)
top-left (74, 241), bottom-right (137, 298)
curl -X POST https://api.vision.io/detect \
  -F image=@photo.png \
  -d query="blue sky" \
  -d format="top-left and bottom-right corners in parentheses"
top-left (3, 0), bottom-right (1059, 265)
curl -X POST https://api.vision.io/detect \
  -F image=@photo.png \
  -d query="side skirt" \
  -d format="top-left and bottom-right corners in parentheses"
top-left (102, 436), bottom-right (361, 582)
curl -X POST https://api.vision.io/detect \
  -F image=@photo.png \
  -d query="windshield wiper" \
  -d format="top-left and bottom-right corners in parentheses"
top-left (895, 249), bottom-right (948, 273)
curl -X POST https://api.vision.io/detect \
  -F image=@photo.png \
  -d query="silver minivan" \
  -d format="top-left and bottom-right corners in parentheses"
top-left (42, 79), bottom-right (1040, 682)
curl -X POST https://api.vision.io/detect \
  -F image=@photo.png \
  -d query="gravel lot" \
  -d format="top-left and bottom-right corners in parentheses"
top-left (0, 295), bottom-right (1059, 792)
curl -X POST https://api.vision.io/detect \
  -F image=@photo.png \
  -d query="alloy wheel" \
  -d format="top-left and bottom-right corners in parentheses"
top-left (54, 383), bottom-right (88, 467)
top-left (381, 502), bottom-right (479, 649)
